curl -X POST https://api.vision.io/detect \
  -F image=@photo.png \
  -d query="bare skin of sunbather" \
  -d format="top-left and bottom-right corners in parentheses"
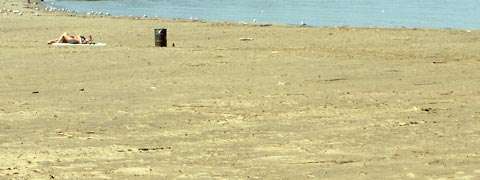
top-left (47, 32), bottom-right (92, 44)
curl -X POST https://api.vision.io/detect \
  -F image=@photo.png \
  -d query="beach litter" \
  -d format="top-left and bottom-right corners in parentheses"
top-left (259, 24), bottom-right (272, 27)
top-left (239, 38), bottom-right (254, 41)
top-left (433, 61), bottom-right (446, 64)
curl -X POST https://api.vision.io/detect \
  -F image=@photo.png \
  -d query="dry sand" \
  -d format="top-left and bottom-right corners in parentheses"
top-left (1, 0), bottom-right (480, 179)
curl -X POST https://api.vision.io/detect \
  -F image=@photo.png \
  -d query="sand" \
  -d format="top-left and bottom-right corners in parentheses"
top-left (1, 0), bottom-right (480, 179)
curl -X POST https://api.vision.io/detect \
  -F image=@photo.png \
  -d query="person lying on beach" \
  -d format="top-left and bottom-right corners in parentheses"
top-left (47, 32), bottom-right (92, 45)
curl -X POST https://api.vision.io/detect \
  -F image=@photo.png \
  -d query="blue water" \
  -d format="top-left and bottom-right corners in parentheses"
top-left (44, 0), bottom-right (480, 29)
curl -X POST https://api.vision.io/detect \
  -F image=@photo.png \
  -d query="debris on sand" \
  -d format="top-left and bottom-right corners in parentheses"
top-left (239, 38), bottom-right (254, 41)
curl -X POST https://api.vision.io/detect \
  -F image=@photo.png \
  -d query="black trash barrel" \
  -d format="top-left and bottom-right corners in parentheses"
top-left (155, 28), bottom-right (167, 47)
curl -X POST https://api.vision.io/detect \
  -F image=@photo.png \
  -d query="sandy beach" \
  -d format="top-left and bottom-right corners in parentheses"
top-left (1, 0), bottom-right (480, 179)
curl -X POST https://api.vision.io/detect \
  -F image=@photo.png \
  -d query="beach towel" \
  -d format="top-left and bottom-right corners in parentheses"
top-left (51, 43), bottom-right (107, 46)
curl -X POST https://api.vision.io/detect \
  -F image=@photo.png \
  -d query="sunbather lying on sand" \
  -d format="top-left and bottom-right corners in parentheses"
top-left (48, 32), bottom-right (93, 44)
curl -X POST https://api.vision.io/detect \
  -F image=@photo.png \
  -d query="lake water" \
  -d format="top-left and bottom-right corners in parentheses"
top-left (43, 0), bottom-right (480, 29)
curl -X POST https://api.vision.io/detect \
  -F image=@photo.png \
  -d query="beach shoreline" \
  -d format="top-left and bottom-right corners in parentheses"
top-left (2, 0), bottom-right (473, 31)
top-left (1, 0), bottom-right (480, 179)
top-left (39, 0), bottom-right (480, 30)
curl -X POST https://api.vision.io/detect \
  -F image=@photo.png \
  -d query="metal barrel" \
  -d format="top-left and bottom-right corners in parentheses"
top-left (154, 28), bottom-right (167, 47)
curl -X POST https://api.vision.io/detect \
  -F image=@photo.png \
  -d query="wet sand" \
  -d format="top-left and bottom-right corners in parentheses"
top-left (1, 0), bottom-right (480, 179)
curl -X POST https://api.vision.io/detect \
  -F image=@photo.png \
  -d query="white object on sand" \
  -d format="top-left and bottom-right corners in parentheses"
top-left (51, 43), bottom-right (107, 46)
